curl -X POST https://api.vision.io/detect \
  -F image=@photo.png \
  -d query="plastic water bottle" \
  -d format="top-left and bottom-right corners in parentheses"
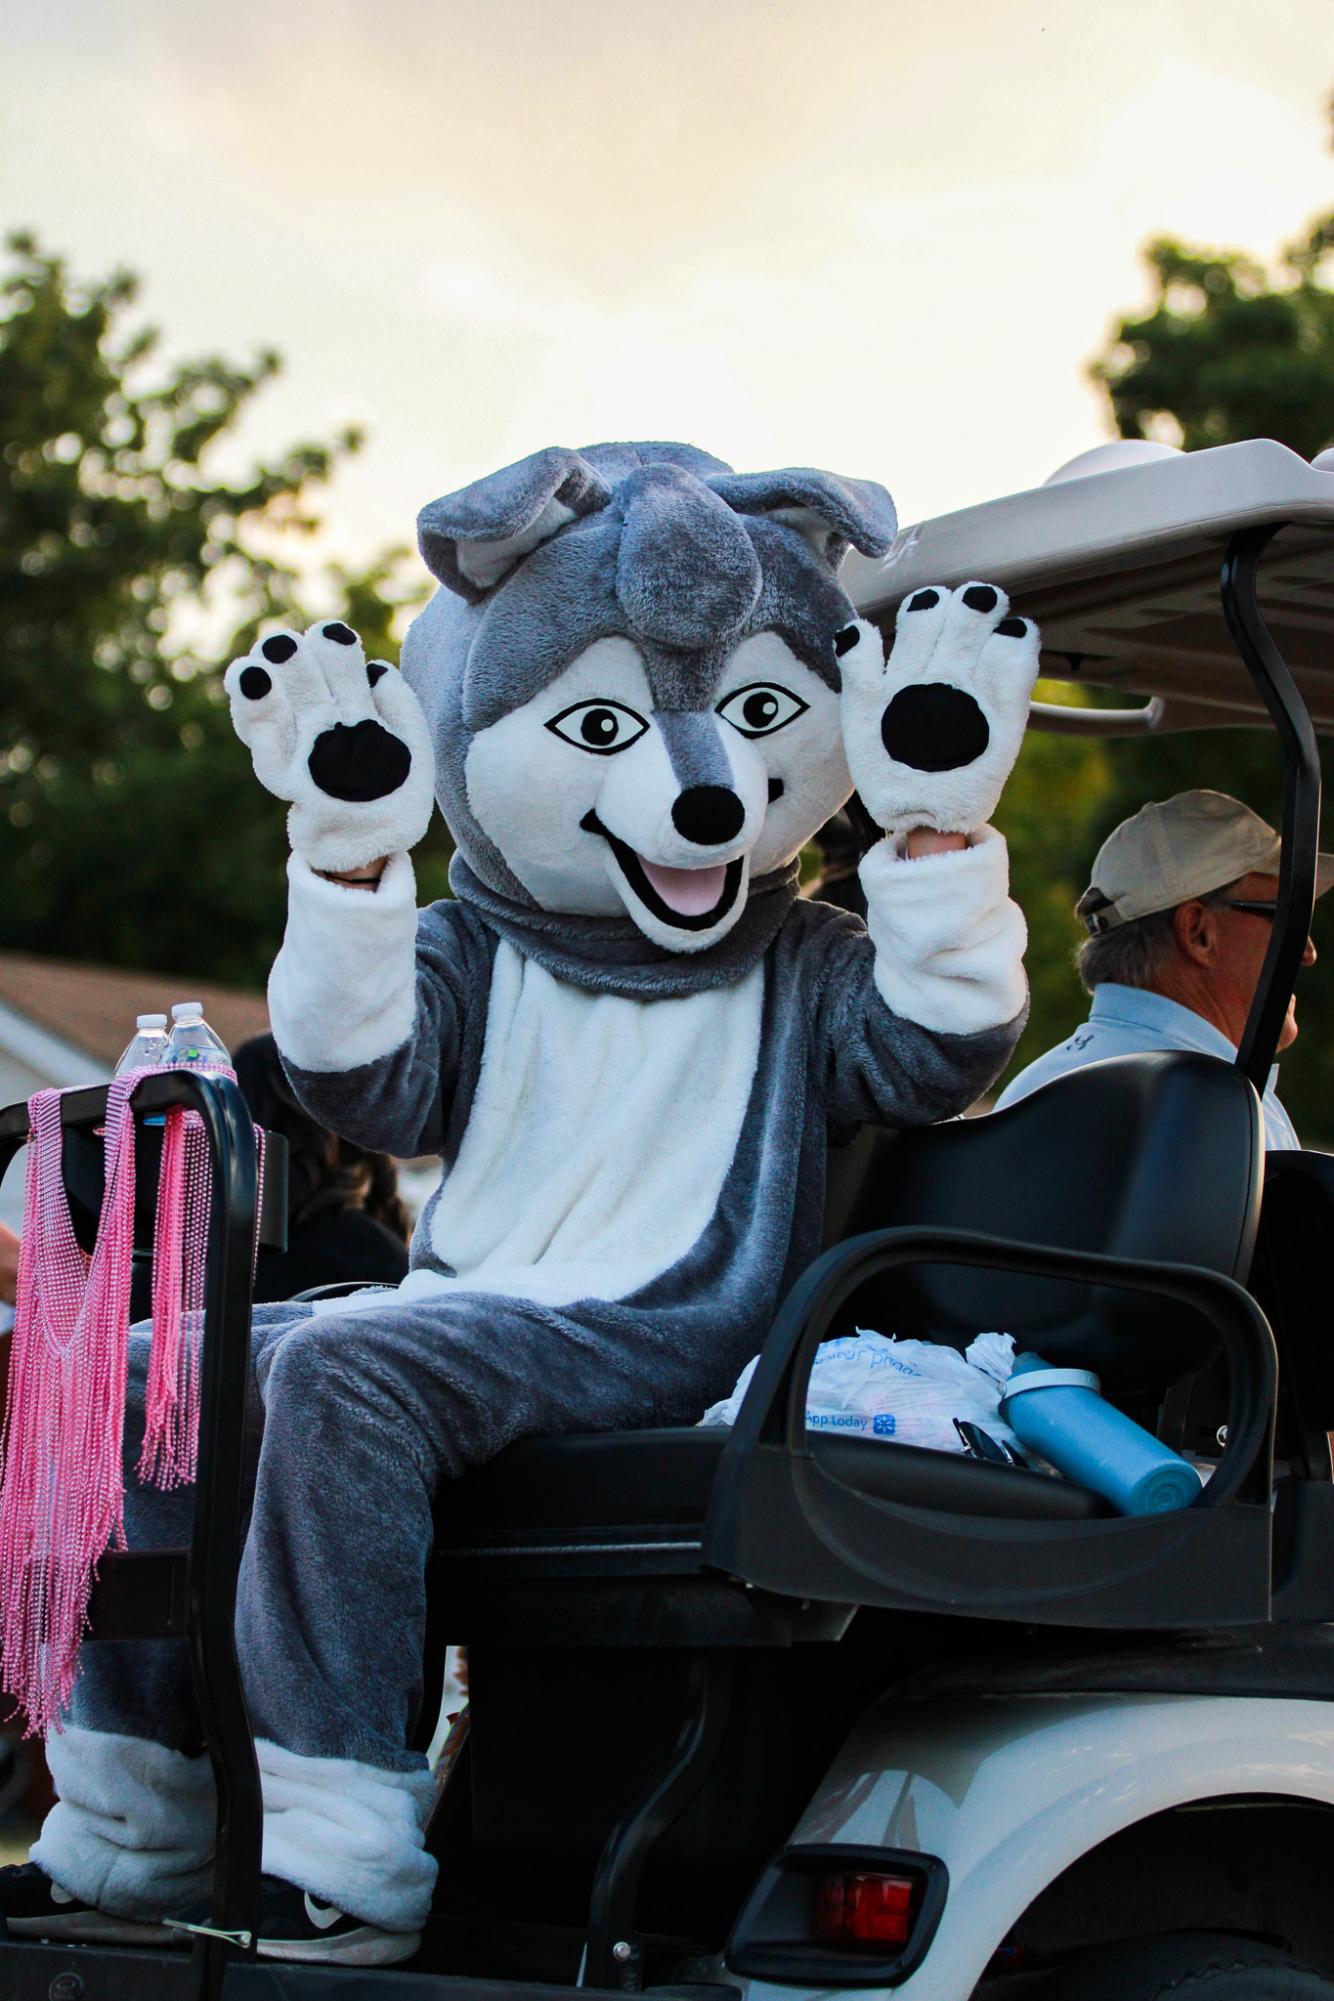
top-left (999, 1352), bottom-right (1203, 1516)
top-left (163, 1001), bottom-right (231, 1073)
top-left (114, 1014), bottom-right (170, 1075)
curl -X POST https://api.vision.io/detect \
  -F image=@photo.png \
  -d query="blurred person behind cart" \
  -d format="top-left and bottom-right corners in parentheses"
top-left (235, 1033), bottom-right (411, 1301)
top-left (0, 1224), bottom-right (17, 1314)
top-left (0, 1221), bottom-right (19, 1426)
top-left (997, 790), bottom-right (1331, 1148)
top-left (0, 1213), bottom-right (51, 1837)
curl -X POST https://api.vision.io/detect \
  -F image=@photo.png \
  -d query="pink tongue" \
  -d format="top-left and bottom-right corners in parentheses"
top-left (640, 859), bottom-right (728, 918)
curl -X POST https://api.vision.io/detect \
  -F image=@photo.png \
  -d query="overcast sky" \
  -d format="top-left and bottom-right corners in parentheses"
top-left (7, 0), bottom-right (1334, 579)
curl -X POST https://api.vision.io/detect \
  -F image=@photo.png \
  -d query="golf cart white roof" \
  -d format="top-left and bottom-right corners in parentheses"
top-left (844, 439), bottom-right (1334, 736)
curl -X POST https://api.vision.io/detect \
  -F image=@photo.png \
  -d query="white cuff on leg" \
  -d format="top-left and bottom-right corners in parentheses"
top-left (33, 1727), bottom-right (215, 1920)
top-left (257, 1739), bottom-right (437, 1934)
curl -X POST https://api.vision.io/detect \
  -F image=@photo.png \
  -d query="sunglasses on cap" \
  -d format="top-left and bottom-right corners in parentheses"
top-left (1221, 899), bottom-right (1280, 919)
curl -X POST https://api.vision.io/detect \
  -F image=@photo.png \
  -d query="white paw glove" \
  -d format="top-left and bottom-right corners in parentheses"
top-left (838, 582), bottom-right (1040, 837)
top-left (225, 620), bottom-right (436, 872)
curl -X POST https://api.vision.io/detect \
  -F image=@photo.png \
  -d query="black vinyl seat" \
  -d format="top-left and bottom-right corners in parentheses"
top-left (1252, 1149), bottom-right (1334, 1463)
top-left (443, 1425), bottom-right (1109, 1549)
top-left (832, 1048), bottom-right (1264, 1394)
top-left (1245, 1148), bottom-right (1334, 1620)
top-left (432, 1051), bottom-right (1276, 1635)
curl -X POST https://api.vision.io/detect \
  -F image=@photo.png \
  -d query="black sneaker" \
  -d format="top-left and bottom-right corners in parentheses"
top-left (170, 1873), bottom-right (419, 1966)
top-left (0, 1861), bottom-right (176, 1946)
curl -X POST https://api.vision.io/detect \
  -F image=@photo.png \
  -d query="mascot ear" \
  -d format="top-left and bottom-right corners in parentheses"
top-left (707, 468), bottom-right (897, 571)
top-left (417, 446), bottom-right (613, 601)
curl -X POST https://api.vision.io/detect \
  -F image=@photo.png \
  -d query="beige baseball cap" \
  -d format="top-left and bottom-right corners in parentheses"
top-left (1076, 790), bottom-right (1334, 935)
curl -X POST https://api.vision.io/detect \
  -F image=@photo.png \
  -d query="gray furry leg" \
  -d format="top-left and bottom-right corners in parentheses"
top-left (235, 1291), bottom-right (661, 1930)
top-left (65, 1330), bottom-right (201, 1749)
top-left (239, 1290), bottom-right (659, 1771)
top-left (68, 1304), bottom-right (310, 1747)
top-left (36, 1303), bottom-right (311, 1917)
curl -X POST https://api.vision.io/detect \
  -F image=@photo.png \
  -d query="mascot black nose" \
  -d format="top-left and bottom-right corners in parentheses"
top-left (671, 785), bottom-right (746, 847)
top-left (307, 720), bottom-right (412, 802)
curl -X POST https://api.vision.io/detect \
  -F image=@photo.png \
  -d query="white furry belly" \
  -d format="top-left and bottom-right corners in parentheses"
top-left (413, 942), bottom-right (763, 1308)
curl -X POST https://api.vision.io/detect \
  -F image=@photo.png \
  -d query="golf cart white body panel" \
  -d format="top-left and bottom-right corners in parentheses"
top-left (738, 1692), bottom-right (1334, 2001)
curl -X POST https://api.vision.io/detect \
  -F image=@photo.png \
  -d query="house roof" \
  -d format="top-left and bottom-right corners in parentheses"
top-left (0, 952), bottom-right (269, 1074)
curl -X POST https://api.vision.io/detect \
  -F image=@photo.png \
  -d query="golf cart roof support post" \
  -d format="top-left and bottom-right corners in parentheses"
top-left (1220, 525), bottom-right (1322, 1090)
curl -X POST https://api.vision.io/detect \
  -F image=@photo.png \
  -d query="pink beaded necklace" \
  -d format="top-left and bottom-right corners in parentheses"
top-left (0, 1070), bottom-right (234, 1735)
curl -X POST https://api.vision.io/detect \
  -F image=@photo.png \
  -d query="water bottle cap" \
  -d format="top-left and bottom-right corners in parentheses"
top-left (136, 1014), bottom-right (168, 1028)
top-left (1001, 1366), bottom-right (1102, 1405)
top-left (171, 1001), bottom-right (204, 1019)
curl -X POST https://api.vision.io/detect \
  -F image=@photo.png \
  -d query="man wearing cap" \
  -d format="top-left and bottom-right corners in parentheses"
top-left (996, 790), bottom-right (1328, 1149)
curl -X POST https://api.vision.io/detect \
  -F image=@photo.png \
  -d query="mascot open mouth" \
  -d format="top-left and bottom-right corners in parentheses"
top-left (580, 811), bottom-right (746, 932)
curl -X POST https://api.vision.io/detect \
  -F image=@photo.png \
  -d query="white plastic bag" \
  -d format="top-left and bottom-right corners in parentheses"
top-left (700, 1330), bottom-right (1018, 1455)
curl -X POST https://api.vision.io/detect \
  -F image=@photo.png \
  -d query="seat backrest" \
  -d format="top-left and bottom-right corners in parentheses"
top-left (1248, 1150), bottom-right (1334, 1474)
top-left (828, 1050), bottom-right (1264, 1395)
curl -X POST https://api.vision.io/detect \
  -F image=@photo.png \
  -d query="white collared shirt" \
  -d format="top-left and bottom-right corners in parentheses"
top-left (995, 983), bottom-right (1299, 1151)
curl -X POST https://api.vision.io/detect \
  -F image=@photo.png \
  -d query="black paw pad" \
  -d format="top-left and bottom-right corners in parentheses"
top-left (906, 589), bottom-right (940, 613)
top-left (834, 623), bottom-right (861, 657)
top-left (307, 720), bottom-right (411, 802)
top-left (323, 622), bottom-right (357, 646)
top-left (261, 634), bottom-right (298, 664)
top-left (962, 585), bottom-right (998, 614)
top-left (367, 662), bottom-right (389, 687)
top-left (238, 665), bottom-right (272, 700)
top-left (882, 684), bottom-right (990, 772)
top-left (995, 616), bottom-right (1027, 638)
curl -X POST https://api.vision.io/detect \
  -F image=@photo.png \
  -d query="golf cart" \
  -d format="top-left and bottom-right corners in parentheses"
top-left (4, 437), bottom-right (1334, 2001)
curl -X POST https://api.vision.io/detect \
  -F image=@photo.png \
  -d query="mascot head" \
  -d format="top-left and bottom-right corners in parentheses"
top-left (401, 441), bottom-right (895, 953)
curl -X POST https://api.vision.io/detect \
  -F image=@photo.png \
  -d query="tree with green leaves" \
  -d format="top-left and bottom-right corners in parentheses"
top-left (1092, 219), bottom-right (1334, 460)
top-left (0, 232), bottom-right (442, 989)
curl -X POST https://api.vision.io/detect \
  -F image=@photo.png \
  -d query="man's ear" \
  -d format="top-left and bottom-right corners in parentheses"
top-left (417, 447), bottom-right (613, 602)
top-left (707, 467), bottom-right (897, 571)
top-left (1174, 898), bottom-right (1218, 966)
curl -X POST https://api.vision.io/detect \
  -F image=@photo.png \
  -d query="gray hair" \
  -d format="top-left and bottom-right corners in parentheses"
top-left (1076, 880), bottom-right (1242, 995)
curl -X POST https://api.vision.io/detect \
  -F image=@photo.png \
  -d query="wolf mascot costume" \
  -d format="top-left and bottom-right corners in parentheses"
top-left (21, 443), bottom-right (1038, 1964)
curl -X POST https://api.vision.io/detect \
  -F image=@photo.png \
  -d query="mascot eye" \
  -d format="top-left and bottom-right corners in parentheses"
top-left (546, 700), bottom-right (649, 755)
top-left (716, 683), bottom-right (808, 739)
